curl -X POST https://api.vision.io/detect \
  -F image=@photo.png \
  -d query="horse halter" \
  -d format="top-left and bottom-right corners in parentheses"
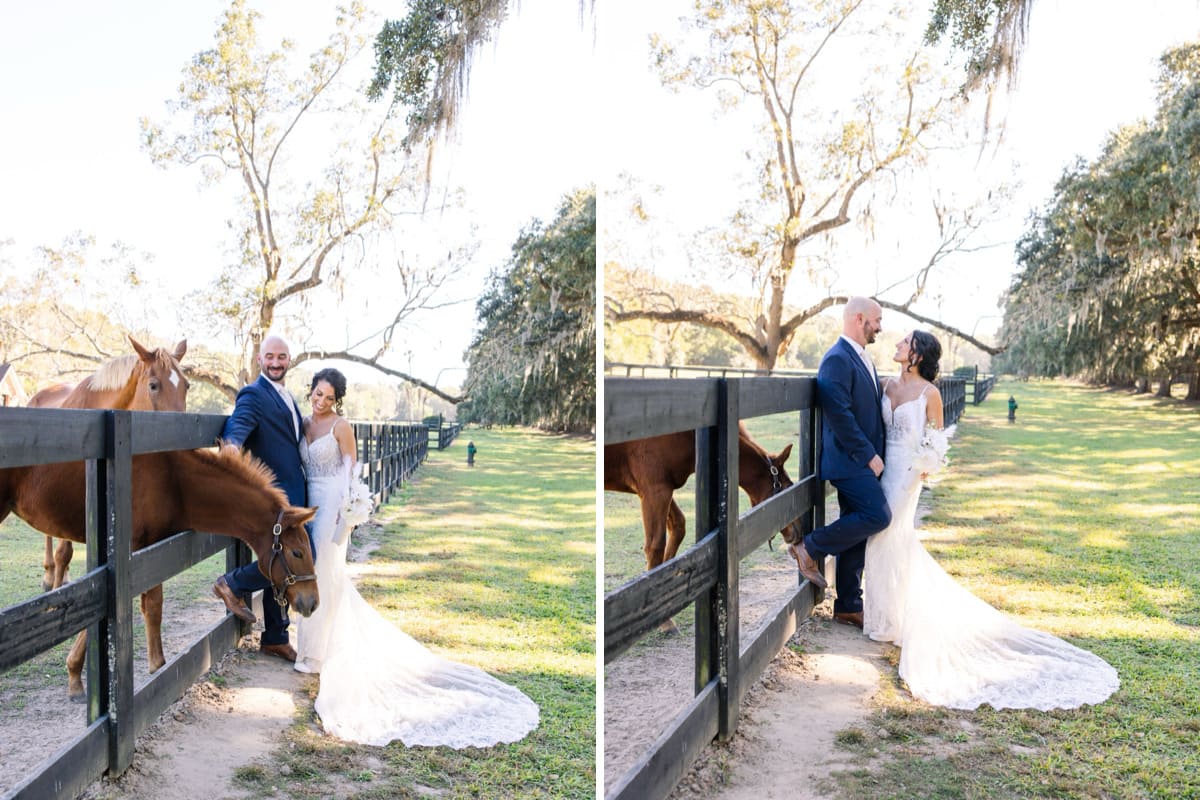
top-left (764, 455), bottom-right (803, 545)
top-left (267, 509), bottom-right (317, 608)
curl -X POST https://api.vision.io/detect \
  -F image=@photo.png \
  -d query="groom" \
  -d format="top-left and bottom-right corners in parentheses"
top-left (789, 296), bottom-right (891, 629)
top-left (211, 333), bottom-right (310, 661)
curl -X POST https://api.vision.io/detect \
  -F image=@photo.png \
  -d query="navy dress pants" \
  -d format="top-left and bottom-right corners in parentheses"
top-left (804, 474), bottom-right (891, 614)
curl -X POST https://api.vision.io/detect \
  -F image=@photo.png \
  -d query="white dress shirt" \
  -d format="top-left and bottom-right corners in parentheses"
top-left (268, 378), bottom-right (300, 439)
top-left (840, 334), bottom-right (879, 395)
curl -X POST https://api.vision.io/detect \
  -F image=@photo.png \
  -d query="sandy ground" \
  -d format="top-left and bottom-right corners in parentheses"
top-left (604, 550), bottom-right (891, 800)
top-left (0, 528), bottom-right (385, 800)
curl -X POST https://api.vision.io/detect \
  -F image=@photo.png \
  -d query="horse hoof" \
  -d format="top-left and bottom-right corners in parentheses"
top-left (69, 691), bottom-right (86, 704)
top-left (41, 581), bottom-right (53, 593)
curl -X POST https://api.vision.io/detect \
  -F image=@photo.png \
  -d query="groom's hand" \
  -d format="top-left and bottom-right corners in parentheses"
top-left (868, 455), bottom-right (884, 477)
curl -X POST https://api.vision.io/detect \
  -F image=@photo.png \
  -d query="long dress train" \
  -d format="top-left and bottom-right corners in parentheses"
top-left (294, 432), bottom-right (540, 746)
top-left (862, 392), bottom-right (1119, 710)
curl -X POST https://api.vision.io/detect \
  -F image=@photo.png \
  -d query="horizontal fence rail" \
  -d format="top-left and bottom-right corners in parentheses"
top-left (0, 409), bottom-right (430, 800)
top-left (603, 376), bottom-right (824, 800)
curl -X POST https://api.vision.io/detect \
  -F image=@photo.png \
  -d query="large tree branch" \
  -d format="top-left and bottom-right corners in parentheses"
top-left (291, 349), bottom-right (463, 403)
top-left (606, 305), bottom-right (766, 362)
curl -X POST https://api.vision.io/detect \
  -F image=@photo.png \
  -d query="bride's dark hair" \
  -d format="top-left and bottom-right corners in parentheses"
top-left (312, 368), bottom-right (348, 416)
top-left (909, 331), bottom-right (941, 382)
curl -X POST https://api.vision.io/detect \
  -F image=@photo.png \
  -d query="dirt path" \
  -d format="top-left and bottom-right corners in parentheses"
top-left (605, 553), bottom-right (891, 800)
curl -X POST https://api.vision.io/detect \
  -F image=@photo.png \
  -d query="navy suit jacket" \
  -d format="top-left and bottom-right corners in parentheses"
top-left (222, 375), bottom-right (307, 508)
top-left (816, 337), bottom-right (886, 482)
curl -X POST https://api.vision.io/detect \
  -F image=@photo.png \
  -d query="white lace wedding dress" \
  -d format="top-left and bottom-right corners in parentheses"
top-left (862, 390), bottom-right (1120, 710)
top-left (294, 431), bottom-right (540, 746)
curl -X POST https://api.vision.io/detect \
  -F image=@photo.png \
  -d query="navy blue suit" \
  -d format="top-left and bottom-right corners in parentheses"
top-left (220, 375), bottom-right (309, 645)
top-left (805, 337), bottom-right (891, 614)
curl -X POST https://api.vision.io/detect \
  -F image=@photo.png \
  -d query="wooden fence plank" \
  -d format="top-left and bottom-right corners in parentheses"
top-left (106, 411), bottom-right (135, 775)
top-left (603, 533), bottom-right (720, 663)
top-left (5, 718), bottom-right (109, 800)
top-left (0, 408), bottom-right (105, 467)
top-left (131, 531), bottom-right (229, 597)
top-left (0, 570), bottom-right (106, 671)
top-left (606, 682), bottom-right (721, 800)
top-left (127, 412), bottom-right (225, 454)
top-left (736, 477), bottom-right (820, 561)
top-left (717, 380), bottom-right (740, 740)
top-left (735, 377), bottom-right (815, 420)
top-left (604, 378), bottom-right (719, 444)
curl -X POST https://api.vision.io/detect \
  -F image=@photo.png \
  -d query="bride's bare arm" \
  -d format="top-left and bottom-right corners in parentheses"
top-left (925, 383), bottom-right (945, 429)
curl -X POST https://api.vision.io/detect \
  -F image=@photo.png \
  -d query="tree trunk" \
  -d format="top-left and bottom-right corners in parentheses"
top-left (1156, 376), bottom-right (1174, 398)
top-left (1187, 371), bottom-right (1200, 402)
top-left (1134, 377), bottom-right (1148, 394)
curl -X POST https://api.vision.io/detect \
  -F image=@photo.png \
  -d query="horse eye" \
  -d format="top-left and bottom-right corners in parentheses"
top-left (149, 380), bottom-right (160, 391)
top-left (292, 549), bottom-right (304, 559)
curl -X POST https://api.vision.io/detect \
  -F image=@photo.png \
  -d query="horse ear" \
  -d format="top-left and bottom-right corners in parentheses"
top-left (128, 335), bottom-right (153, 362)
top-left (173, 339), bottom-right (187, 361)
top-left (776, 444), bottom-right (793, 465)
top-left (284, 506), bottom-right (318, 528)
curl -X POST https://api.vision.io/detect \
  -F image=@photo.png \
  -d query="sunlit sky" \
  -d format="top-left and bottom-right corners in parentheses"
top-left (599, 0), bottom-right (1200, 342)
top-left (0, 0), bottom-right (595, 387)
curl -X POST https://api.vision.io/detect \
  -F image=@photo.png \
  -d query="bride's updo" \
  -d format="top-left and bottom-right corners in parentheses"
top-left (909, 331), bottom-right (942, 382)
top-left (312, 367), bottom-right (348, 416)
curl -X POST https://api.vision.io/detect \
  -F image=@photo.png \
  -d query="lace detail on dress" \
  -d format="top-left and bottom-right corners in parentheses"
top-left (293, 445), bottom-right (540, 747)
top-left (862, 388), bottom-right (1119, 710)
top-left (300, 432), bottom-right (345, 478)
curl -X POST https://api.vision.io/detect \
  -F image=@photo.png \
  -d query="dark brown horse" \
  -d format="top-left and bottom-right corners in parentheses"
top-left (27, 337), bottom-right (189, 591)
top-left (0, 447), bottom-right (317, 700)
top-left (605, 422), bottom-right (803, 571)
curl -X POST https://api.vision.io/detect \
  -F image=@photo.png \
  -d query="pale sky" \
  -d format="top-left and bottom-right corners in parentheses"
top-left (0, 0), bottom-right (595, 387)
top-left (599, 0), bottom-right (1200, 342)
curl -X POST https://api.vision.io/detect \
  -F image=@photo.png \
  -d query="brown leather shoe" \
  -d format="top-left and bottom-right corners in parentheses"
top-left (212, 576), bottom-right (256, 623)
top-left (833, 611), bottom-right (864, 629)
top-left (787, 542), bottom-right (828, 589)
top-left (260, 643), bottom-right (297, 663)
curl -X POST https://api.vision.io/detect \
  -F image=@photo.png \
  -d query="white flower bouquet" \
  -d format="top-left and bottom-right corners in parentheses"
top-left (342, 479), bottom-right (374, 529)
top-left (910, 424), bottom-right (956, 479)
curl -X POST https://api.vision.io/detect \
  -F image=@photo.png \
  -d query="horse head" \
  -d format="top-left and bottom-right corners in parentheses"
top-left (254, 505), bottom-right (320, 617)
top-left (127, 336), bottom-right (189, 412)
top-left (740, 437), bottom-right (805, 545)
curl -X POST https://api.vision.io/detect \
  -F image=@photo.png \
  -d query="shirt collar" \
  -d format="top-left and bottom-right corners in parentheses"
top-left (839, 334), bottom-right (867, 358)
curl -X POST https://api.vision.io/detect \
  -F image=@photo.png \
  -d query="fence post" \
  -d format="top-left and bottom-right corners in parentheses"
top-left (106, 411), bottom-right (135, 775)
top-left (716, 379), bottom-right (740, 740)
top-left (693, 418), bottom-right (717, 695)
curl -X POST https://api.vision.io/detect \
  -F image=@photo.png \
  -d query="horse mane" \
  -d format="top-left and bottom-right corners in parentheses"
top-left (193, 446), bottom-right (290, 509)
top-left (87, 347), bottom-right (180, 392)
top-left (736, 422), bottom-right (769, 459)
top-left (88, 355), bottom-right (139, 391)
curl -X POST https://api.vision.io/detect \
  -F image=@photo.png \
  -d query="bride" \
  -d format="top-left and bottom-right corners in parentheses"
top-left (862, 331), bottom-right (1119, 710)
top-left (293, 367), bottom-right (539, 747)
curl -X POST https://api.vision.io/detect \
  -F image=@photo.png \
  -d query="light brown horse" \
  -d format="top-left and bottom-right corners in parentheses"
top-left (0, 446), bottom-right (317, 700)
top-left (27, 337), bottom-right (189, 590)
top-left (604, 423), bottom-right (804, 570)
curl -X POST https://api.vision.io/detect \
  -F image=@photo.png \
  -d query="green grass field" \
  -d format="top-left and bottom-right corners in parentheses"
top-left (827, 380), bottom-right (1200, 799)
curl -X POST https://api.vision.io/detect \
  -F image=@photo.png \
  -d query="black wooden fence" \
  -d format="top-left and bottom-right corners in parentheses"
top-left (604, 377), bottom-right (826, 800)
top-left (0, 410), bottom-right (428, 800)
top-left (351, 420), bottom-right (429, 506)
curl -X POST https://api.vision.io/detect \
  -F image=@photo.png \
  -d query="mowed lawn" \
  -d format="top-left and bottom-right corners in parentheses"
top-left (831, 380), bottom-right (1200, 800)
top-left (0, 426), bottom-right (596, 799)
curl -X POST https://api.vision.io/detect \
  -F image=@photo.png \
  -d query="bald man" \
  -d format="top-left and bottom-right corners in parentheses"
top-left (212, 334), bottom-right (310, 661)
top-left (789, 297), bottom-right (891, 628)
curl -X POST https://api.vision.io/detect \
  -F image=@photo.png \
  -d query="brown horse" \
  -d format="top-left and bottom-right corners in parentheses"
top-left (0, 446), bottom-right (317, 700)
top-left (605, 423), bottom-right (803, 571)
top-left (27, 337), bottom-right (189, 591)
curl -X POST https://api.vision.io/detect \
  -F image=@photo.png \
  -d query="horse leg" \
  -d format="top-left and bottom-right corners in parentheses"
top-left (42, 536), bottom-right (55, 592)
top-left (52, 539), bottom-right (73, 589)
top-left (639, 488), bottom-right (672, 571)
top-left (66, 629), bottom-right (87, 702)
top-left (639, 489), bottom-right (680, 634)
top-left (142, 584), bottom-right (166, 673)
top-left (662, 498), bottom-right (688, 562)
